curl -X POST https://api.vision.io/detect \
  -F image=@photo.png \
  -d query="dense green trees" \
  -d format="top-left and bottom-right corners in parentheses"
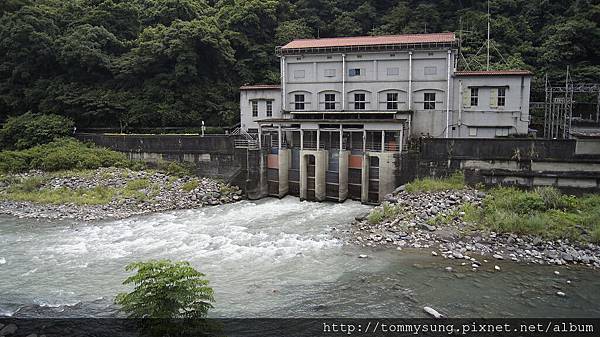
top-left (0, 0), bottom-right (598, 129)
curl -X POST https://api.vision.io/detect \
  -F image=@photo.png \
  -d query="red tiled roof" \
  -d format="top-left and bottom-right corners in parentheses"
top-left (239, 84), bottom-right (281, 90)
top-left (281, 32), bottom-right (456, 50)
top-left (455, 70), bottom-right (532, 76)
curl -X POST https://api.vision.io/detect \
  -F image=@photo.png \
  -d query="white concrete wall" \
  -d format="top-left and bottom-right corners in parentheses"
top-left (451, 75), bottom-right (531, 138)
top-left (240, 89), bottom-right (282, 132)
top-left (283, 50), bottom-right (453, 113)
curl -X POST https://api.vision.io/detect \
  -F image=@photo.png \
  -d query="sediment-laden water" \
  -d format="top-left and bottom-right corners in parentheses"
top-left (1, 197), bottom-right (599, 318)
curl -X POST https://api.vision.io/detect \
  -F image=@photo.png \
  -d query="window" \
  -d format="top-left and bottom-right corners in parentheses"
top-left (498, 88), bottom-right (506, 106)
top-left (325, 94), bottom-right (336, 110)
top-left (266, 101), bottom-right (272, 117)
top-left (324, 69), bottom-right (336, 77)
top-left (424, 93), bottom-right (436, 110)
top-left (469, 127), bottom-right (477, 137)
top-left (349, 68), bottom-right (361, 77)
top-left (386, 93), bottom-right (398, 110)
top-left (293, 70), bottom-right (305, 79)
top-left (495, 128), bottom-right (509, 137)
top-left (470, 88), bottom-right (479, 106)
top-left (424, 66), bottom-right (437, 75)
top-left (294, 94), bottom-right (305, 110)
top-left (387, 67), bottom-right (399, 76)
top-left (354, 93), bottom-right (366, 110)
top-left (251, 101), bottom-right (258, 117)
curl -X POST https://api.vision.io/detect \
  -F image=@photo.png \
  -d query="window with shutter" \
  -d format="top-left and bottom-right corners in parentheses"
top-left (490, 88), bottom-right (498, 108)
top-left (462, 88), bottom-right (471, 108)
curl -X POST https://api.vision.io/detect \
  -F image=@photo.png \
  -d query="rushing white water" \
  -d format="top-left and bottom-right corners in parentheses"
top-left (1, 196), bottom-right (600, 318)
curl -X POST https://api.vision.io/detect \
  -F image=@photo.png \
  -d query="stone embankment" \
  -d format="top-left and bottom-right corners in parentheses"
top-left (0, 168), bottom-right (243, 221)
top-left (352, 187), bottom-right (600, 269)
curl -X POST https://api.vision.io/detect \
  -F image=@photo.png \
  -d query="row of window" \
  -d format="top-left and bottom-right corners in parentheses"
top-left (251, 101), bottom-right (273, 117)
top-left (468, 127), bottom-right (509, 137)
top-left (293, 93), bottom-right (437, 110)
top-left (292, 66), bottom-right (437, 79)
top-left (468, 87), bottom-right (506, 107)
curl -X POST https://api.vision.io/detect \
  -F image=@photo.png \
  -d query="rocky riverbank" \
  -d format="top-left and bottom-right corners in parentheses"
top-left (0, 168), bottom-right (243, 221)
top-left (352, 187), bottom-right (600, 269)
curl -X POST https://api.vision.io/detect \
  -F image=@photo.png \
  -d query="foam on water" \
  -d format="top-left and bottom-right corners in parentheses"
top-left (0, 197), bottom-right (373, 315)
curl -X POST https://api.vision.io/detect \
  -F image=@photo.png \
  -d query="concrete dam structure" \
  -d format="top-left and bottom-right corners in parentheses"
top-left (240, 123), bottom-right (405, 203)
top-left (77, 133), bottom-right (600, 202)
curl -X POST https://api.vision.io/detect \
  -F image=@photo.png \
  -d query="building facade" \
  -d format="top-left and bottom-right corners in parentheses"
top-left (238, 33), bottom-right (532, 203)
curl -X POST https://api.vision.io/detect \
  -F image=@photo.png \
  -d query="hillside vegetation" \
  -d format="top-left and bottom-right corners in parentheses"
top-left (1, 0), bottom-right (599, 129)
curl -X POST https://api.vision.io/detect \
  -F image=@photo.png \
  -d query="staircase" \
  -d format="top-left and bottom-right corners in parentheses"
top-left (231, 127), bottom-right (259, 150)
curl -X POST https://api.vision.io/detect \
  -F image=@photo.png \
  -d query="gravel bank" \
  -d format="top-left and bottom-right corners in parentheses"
top-left (352, 187), bottom-right (600, 269)
top-left (0, 168), bottom-right (243, 221)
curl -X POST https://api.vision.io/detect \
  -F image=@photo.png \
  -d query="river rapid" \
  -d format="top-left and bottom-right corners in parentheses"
top-left (1, 197), bottom-right (599, 318)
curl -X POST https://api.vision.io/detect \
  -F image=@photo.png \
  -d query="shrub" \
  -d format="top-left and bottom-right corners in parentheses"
top-left (155, 160), bottom-right (195, 177)
top-left (472, 187), bottom-right (600, 242)
top-left (115, 260), bottom-right (214, 318)
top-left (591, 226), bottom-right (600, 244)
top-left (367, 202), bottom-right (402, 224)
top-left (182, 179), bottom-right (199, 192)
top-left (405, 171), bottom-right (465, 193)
top-left (18, 177), bottom-right (46, 193)
top-left (0, 112), bottom-right (74, 150)
top-left (486, 187), bottom-right (545, 214)
top-left (2, 186), bottom-right (115, 205)
top-left (0, 151), bottom-right (31, 173)
top-left (0, 138), bottom-right (131, 173)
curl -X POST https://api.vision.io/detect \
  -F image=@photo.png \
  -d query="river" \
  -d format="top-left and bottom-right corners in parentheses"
top-left (1, 197), bottom-right (599, 318)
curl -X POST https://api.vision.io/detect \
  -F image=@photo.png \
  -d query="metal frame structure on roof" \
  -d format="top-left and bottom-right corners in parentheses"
top-left (276, 41), bottom-right (458, 56)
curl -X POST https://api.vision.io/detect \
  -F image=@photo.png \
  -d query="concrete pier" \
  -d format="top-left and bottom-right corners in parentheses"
top-left (300, 150), bottom-right (328, 201)
top-left (360, 154), bottom-right (370, 203)
top-left (338, 150), bottom-right (349, 202)
top-left (360, 152), bottom-right (397, 203)
top-left (277, 149), bottom-right (290, 197)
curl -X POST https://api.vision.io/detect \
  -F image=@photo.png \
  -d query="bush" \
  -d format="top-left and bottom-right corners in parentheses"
top-left (2, 186), bottom-right (115, 205)
top-left (469, 187), bottom-right (600, 242)
top-left (0, 112), bottom-right (74, 150)
top-left (115, 260), bottom-right (214, 318)
top-left (0, 138), bottom-right (131, 173)
top-left (154, 160), bottom-right (195, 177)
top-left (405, 171), bottom-right (465, 193)
top-left (0, 151), bottom-right (31, 173)
top-left (367, 202), bottom-right (402, 224)
top-left (182, 179), bottom-right (199, 192)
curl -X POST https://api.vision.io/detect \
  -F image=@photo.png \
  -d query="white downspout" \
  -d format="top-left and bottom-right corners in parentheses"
top-left (281, 56), bottom-right (286, 111)
top-left (342, 54), bottom-right (346, 111)
top-left (408, 51), bottom-right (413, 110)
top-left (458, 80), bottom-right (463, 137)
top-left (445, 49), bottom-right (451, 138)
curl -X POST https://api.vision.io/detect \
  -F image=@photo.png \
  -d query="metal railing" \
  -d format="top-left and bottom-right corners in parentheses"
top-left (234, 139), bottom-right (259, 150)
top-left (365, 142), bottom-right (401, 152)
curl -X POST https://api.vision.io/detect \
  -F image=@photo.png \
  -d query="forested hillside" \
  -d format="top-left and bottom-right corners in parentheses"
top-left (1, 0), bottom-right (599, 129)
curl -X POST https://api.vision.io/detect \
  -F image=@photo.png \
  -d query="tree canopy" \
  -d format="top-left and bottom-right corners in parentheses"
top-left (1, 0), bottom-right (598, 129)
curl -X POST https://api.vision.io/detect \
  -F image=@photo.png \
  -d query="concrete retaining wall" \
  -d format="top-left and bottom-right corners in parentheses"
top-left (406, 138), bottom-right (600, 193)
top-left (76, 133), bottom-right (241, 182)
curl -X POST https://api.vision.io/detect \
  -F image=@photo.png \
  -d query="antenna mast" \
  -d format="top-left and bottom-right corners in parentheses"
top-left (486, 0), bottom-right (490, 70)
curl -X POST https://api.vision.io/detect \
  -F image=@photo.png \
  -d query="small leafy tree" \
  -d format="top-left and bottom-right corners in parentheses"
top-left (115, 260), bottom-right (215, 318)
top-left (0, 112), bottom-right (75, 150)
